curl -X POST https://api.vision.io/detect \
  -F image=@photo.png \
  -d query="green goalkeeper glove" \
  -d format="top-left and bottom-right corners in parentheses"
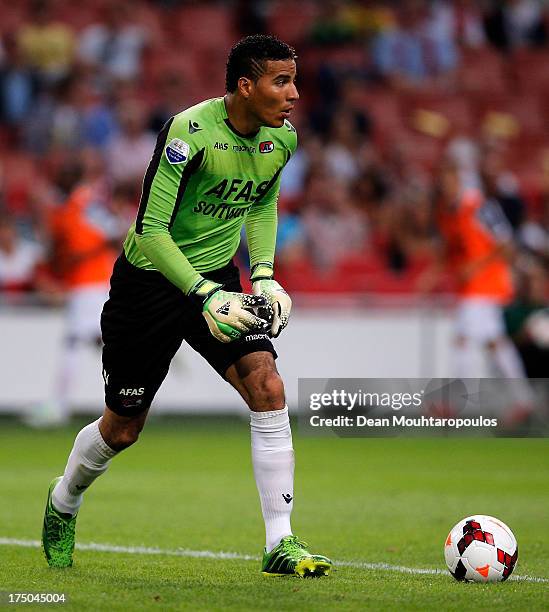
top-left (250, 263), bottom-right (292, 338)
top-left (189, 278), bottom-right (272, 343)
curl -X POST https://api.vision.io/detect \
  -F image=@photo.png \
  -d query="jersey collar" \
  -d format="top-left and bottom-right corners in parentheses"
top-left (219, 97), bottom-right (260, 140)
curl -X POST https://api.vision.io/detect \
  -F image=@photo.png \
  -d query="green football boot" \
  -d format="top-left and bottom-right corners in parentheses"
top-left (262, 535), bottom-right (332, 577)
top-left (42, 476), bottom-right (77, 568)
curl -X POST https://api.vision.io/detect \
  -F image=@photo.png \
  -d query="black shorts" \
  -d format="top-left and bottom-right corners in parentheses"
top-left (101, 253), bottom-right (277, 416)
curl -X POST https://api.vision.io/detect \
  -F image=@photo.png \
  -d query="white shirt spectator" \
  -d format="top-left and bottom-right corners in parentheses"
top-left (0, 237), bottom-right (42, 289)
top-left (78, 24), bottom-right (147, 81)
top-left (107, 131), bottom-right (156, 184)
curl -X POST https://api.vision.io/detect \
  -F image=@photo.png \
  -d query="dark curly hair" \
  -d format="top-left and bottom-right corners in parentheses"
top-left (225, 34), bottom-right (296, 93)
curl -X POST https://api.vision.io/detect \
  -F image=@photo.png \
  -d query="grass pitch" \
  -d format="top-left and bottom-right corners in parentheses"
top-left (0, 416), bottom-right (548, 611)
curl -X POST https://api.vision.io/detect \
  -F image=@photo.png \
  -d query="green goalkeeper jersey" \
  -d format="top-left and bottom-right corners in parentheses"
top-left (123, 97), bottom-right (297, 293)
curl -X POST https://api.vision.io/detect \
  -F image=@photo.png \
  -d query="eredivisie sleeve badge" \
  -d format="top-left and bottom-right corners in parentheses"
top-left (165, 139), bottom-right (190, 164)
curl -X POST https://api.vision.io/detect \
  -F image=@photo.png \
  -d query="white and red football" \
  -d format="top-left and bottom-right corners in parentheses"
top-left (444, 515), bottom-right (518, 582)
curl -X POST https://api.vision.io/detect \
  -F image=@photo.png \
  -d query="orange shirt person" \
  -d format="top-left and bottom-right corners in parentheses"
top-left (48, 183), bottom-right (116, 290)
top-left (426, 161), bottom-right (530, 387)
top-left (28, 181), bottom-right (118, 428)
top-left (436, 187), bottom-right (514, 305)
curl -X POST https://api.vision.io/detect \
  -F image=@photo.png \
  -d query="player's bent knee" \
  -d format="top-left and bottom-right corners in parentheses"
top-left (246, 368), bottom-right (285, 411)
top-left (102, 426), bottom-right (141, 451)
top-left (100, 405), bottom-right (148, 451)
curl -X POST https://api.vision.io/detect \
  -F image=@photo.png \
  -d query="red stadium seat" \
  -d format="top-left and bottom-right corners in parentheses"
top-left (352, 89), bottom-right (406, 142)
top-left (458, 48), bottom-right (508, 95)
top-left (511, 49), bottom-right (549, 95)
top-left (177, 5), bottom-right (236, 51)
top-left (267, 0), bottom-right (319, 45)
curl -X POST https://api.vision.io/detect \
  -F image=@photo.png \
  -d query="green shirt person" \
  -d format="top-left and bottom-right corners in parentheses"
top-left (42, 34), bottom-right (332, 578)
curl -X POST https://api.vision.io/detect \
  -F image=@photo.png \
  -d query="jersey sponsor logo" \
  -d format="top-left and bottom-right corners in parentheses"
top-left (204, 178), bottom-right (271, 202)
top-left (165, 138), bottom-right (190, 164)
top-left (233, 144), bottom-right (256, 154)
top-left (193, 200), bottom-right (251, 220)
top-left (188, 120), bottom-right (202, 134)
top-left (259, 141), bottom-right (274, 154)
top-left (119, 387), bottom-right (145, 396)
top-left (213, 142), bottom-right (256, 153)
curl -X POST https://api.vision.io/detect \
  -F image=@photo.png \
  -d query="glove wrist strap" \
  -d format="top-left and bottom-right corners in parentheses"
top-left (250, 262), bottom-right (274, 282)
top-left (188, 278), bottom-right (223, 308)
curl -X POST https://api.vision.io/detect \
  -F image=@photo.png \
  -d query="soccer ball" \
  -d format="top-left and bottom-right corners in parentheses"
top-left (444, 515), bottom-right (518, 582)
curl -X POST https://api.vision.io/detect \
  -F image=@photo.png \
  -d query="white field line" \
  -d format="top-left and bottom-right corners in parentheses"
top-left (1, 537), bottom-right (547, 584)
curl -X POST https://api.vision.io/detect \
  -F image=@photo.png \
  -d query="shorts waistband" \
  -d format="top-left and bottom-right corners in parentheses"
top-left (119, 252), bottom-right (239, 285)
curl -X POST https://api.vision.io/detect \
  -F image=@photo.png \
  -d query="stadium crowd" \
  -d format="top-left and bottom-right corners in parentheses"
top-left (0, 0), bottom-right (548, 318)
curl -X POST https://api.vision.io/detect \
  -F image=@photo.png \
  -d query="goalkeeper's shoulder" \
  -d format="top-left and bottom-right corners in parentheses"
top-left (269, 119), bottom-right (298, 159)
top-left (168, 97), bottom-right (221, 143)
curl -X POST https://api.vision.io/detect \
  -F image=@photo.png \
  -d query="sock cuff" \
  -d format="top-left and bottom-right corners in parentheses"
top-left (250, 405), bottom-right (288, 424)
top-left (90, 418), bottom-right (118, 459)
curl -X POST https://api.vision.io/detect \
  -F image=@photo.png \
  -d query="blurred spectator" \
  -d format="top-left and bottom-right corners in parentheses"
top-left (425, 161), bottom-right (533, 393)
top-left (280, 131), bottom-right (327, 203)
top-left (107, 100), bottom-right (156, 185)
top-left (504, 258), bottom-right (549, 377)
top-left (148, 70), bottom-right (193, 134)
top-left (453, 0), bottom-right (486, 49)
top-left (234, 0), bottom-right (269, 37)
top-left (371, 0), bottom-right (458, 87)
top-left (518, 160), bottom-right (549, 262)
top-left (391, 184), bottom-right (437, 269)
top-left (78, 1), bottom-right (149, 82)
top-left (324, 111), bottom-right (363, 182)
top-left (480, 145), bottom-right (526, 230)
top-left (311, 75), bottom-right (373, 143)
top-left (339, 1), bottom-right (393, 41)
top-left (422, 0), bottom-right (460, 71)
top-left (274, 211), bottom-right (307, 270)
top-left (308, 0), bottom-right (357, 46)
top-left (484, 0), bottom-right (547, 51)
top-left (279, 146), bottom-right (310, 202)
top-left (27, 154), bottom-right (119, 426)
top-left (446, 133), bottom-right (481, 190)
top-left (0, 34), bottom-right (39, 134)
top-left (519, 214), bottom-right (549, 262)
top-left (0, 216), bottom-right (42, 295)
top-left (302, 170), bottom-right (367, 269)
top-left (17, 0), bottom-right (75, 84)
top-left (323, 102), bottom-right (373, 184)
top-left (46, 74), bottom-right (119, 151)
top-left (109, 181), bottom-right (139, 238)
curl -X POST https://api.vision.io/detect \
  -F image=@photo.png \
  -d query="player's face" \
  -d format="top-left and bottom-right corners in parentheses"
top-left (248, 59), bottom-right (299, 128)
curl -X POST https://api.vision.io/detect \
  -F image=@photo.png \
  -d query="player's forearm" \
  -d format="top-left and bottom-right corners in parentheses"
top-left (245, 203), bottom-right (278, 274)
top-left (135, 232), bottom-right (202, 294)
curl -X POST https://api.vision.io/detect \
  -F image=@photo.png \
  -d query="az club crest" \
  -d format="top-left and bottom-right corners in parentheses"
top-left (259, 141), bottom-right (274, 154)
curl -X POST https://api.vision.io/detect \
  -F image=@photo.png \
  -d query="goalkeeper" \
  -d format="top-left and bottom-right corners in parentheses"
top-left (42, 34), bottom-right (332, 578)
